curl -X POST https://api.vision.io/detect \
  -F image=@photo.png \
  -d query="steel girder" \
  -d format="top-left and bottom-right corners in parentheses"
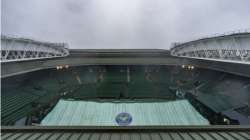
top-left (1, 36), bottom-right (69, 62)
top-left (171, 33), bottom-right (250, 64)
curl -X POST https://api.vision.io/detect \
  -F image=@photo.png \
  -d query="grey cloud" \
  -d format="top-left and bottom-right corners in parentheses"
top-left (2, 0), bottom-right (250, 49)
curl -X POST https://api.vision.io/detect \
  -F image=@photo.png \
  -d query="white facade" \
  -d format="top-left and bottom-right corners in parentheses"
top-left (1, 36), bottom-right (69, 62)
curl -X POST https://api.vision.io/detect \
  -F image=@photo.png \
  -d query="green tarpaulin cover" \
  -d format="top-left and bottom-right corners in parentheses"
top-left (41, 99), bottom-right (209, 126)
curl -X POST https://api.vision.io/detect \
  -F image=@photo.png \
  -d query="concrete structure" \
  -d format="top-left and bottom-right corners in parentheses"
top-left (1, 36), bottom-right (69, 62)
top-left (171, 32), bottom-right (250, 64)
top-left (2, 49), bottom-right (250, 78)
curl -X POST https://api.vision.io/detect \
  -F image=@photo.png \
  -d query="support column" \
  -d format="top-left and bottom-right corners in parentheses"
top-left (127, 65), bottom-right (130, 83)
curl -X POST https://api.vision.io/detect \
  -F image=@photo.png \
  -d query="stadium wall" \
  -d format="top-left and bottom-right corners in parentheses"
top-left (1, 50), bottom-right (250, 78)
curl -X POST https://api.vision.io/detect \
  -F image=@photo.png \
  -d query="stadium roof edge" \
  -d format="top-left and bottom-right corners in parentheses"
top-left (171, 32), bottom-right (250, 50)
top-left (69, 49), bottom-right (170, 53)
top-left (1, 35), bottom-right (69, 49)
top-left (2, 125), bottom-right (250, 132)
top-left (2, 126), bottom-right (250, 140)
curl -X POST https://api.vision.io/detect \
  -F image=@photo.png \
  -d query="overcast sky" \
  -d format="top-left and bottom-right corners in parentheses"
top-left (2, 0), bottom-right (250, 49)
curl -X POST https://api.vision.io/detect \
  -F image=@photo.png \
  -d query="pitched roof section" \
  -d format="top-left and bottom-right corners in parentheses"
top-left (2, 126), bottom-right (250, 140)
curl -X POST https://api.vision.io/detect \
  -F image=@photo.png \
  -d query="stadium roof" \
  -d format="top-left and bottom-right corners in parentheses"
top-left (41, 99), bottom-right (209, 126)
top-left (2, 126), bottom-right (250, 140)
top-left (1, 35), bottom-right (68, 49)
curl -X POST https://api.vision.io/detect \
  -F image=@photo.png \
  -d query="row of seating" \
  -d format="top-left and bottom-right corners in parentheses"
top-left (1, 70), bottom-right (63, 125)
top-left (66, 66), bottom-right (175, 99)
top-left (2, 66), bottom-right (225, 125)
top-left (1, 88), bottom-right (46, 125)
